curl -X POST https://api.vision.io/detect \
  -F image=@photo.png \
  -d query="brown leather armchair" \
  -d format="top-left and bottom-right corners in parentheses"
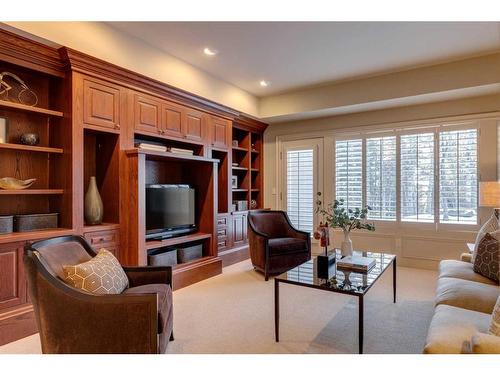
top-left (248, 210), bottom-right (311, 280)
top-left (24, 235), bottom-right (173, 354)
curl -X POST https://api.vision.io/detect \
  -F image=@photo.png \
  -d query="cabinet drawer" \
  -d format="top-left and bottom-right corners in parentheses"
top-left (217, 238), bottom-right (228, 250)
top-left (84, 229), bottom-right (119, 248)
top-left (217, 228), bottom-right (227, 237)
top-left (217, 216), bottom-right (227, 226)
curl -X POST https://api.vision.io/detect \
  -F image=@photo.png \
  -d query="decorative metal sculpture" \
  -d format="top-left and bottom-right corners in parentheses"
top-left (0, 72), bottom-right (38, 106)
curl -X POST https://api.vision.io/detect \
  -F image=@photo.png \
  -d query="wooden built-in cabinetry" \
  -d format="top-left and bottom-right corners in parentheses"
top-left (0, 29), bottom-right (267, 345)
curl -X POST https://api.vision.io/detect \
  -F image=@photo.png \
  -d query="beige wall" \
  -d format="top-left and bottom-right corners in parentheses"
top-left (264, 94), bottom-right (500, 269)
top-left (3, 22), bottom-right (259, 117)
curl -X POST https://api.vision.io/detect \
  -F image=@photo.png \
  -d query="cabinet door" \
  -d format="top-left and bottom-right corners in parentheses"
top-left (184, 109), bottom-right (205, 142)
top-left (83, 78), bottom-right (121, 131)
top-left (0, 243), bottom-right (26, 310)
top-left (162, 101), bottom-right (184, 139)
top-left (232, 214), bottom-right (248, 245)
top-left (134, 94), bottom-right (162, 136)
top-left (210, 117), bottom-right (231, 149)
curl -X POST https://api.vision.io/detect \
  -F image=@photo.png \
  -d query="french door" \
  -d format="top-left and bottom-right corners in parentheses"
top-left (280, 138), bottom-right (324, 234)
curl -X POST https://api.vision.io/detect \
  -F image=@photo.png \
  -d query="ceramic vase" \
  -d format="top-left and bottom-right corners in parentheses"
top-left (84, 176), bottom-right (103, 225)
top-left (341, 229), bottom-right (353, 257)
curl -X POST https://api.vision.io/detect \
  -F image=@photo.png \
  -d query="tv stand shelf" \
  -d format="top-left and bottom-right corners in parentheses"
top-left (145, 232), bottom-right (212, 250)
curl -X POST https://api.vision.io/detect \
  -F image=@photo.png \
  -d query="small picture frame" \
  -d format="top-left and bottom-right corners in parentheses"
top-left (231, 175), bottom-right (238, 188)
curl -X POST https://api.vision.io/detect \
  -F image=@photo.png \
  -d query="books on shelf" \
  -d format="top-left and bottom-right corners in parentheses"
top-left (135, 143), bottom-right (194, 155)
top-left (337, 256), bottom-right (376, 273)
top-left (136, 143), bottom-right (167, 152)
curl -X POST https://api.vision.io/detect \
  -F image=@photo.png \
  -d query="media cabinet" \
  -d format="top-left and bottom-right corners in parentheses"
top-left (0, 28), bottom-right (267, 345)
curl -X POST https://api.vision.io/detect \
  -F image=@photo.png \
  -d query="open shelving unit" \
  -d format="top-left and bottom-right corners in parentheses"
top-left (0, 60), bottom-right (72, 232)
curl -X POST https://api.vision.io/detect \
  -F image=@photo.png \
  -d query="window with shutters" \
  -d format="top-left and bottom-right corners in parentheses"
top-left (286, 149), bottom-right (314, 232)
top-left (332, 125), bottom-right (478, 226)
top-left (439, 129), bottom-right (478, 224)
top-left (366, 136), bottom-right (397, 220)
top-left (400, 132), bottom-right (435, 222)
top-left (335, 139), bottom-right (363, 210)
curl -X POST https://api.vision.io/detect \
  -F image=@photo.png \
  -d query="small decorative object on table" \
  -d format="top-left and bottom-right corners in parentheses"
top-left (337, 255), bottom-right (376, 273)
top-left (231, 175), bottom-right (238, 188)
top-left (0, 117), bottom-right (7, 143)
top-left (232, 140), bottom-right (239, 147)
top-left (314, 222), bottom-right (336, 279)
top-left (317, 198), bottom-right (375, 257)
top-left (84, 176), bottom-right (103, 225)
top-left (20, 133), bottom-right (40, 146)
top-left (0, 177), bottom-right (36, 190)
top-left (236, 200), bottom-right (248, 211)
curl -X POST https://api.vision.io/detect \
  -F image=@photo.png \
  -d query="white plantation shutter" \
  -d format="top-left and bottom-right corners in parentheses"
top-left (335, 139), bottom-right (363, 210)
top-left (439, 129), bottom-right (478, 224)
top-left (366, 136), bottom-right (397, 220)
top-left (400, 132), bottom-right (435, 222)
top-left (286, 149), bottom-right (314, 232)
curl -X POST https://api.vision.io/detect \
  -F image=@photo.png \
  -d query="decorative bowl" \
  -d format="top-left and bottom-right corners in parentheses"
top-left (20, 133), bottom-right (40, 146)
top-left (0, 177), bottom-right (36, 190)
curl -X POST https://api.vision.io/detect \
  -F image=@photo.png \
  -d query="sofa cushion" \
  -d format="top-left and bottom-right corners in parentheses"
top-left (424, 304), bottom-right (491, 354)
top-left (470, 332), bottom-right (500, 353)
top-left (268, 237), bottom-right (307, 256)
top-left (63, 248), bottom-right (128, 294)
top-left (123, 283), bottom-right (172, 333)
top-left (435, 277), bottom-right (499, 314)
top-left (490, 295), bottom-right (500, 336)
top-left (473, 233), bottom-right (499, 282)
top-left (439, 260), bottom-right (498, 285)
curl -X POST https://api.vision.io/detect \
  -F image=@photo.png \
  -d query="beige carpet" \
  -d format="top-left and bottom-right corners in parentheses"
top-left (0, 259), bottom-right (437, 354)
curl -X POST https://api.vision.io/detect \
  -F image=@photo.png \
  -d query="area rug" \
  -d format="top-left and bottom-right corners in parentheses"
top-left (308, 299), bottom-right (434, 353)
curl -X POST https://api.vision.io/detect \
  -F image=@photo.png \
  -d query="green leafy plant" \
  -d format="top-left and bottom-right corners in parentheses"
top-left (317, 199), bottom-right (375, 233)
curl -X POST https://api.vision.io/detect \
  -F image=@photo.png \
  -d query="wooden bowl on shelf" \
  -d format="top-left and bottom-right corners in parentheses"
top-left (0, 177), bottom-right (36, 190)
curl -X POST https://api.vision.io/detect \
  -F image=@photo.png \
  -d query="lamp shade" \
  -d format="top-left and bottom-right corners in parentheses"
top-left (479, 181), bottom-right (500, 207)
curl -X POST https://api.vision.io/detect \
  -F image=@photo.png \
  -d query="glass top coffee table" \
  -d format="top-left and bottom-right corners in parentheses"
top-left (274, 249), bottom-right (396, 354)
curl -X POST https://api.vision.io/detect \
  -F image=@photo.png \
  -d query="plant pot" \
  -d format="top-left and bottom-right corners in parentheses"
top-left (341, 229), bottom-right (353, 257)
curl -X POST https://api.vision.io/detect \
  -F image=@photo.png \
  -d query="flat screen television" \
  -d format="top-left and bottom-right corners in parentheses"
top-left (145, 184), bottom-right (196, 240)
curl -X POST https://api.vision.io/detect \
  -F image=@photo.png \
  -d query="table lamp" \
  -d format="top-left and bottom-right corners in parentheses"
top-left (475, 181), bottom-right (500, 251)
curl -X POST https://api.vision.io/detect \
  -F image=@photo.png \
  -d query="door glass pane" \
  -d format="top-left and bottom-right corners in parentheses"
top-left (287, 149), bottom-right (314, 232)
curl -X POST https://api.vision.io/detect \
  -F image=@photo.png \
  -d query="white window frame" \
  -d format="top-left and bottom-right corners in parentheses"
top-left (332, 121), bottom-right (480, 231)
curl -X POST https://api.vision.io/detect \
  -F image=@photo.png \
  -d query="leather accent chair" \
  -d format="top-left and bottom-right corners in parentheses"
top-left (248, 210), bottom-right (311, 280)
top-left (24, 235), bottom-right (173, 354)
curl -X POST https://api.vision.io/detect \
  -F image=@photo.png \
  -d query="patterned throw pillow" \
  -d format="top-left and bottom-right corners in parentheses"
top-left (473, 233), bottom-right (499, 282)
top-left (473, 215), bottom-right (499, 261)
top-left (63, 248), bottom-right (129, 294)
top-left (490, 296), bottom-right (500, 336)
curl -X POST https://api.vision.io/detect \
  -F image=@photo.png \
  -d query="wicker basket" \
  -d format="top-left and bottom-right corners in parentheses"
top-left (0, 215), bottom-right (13, 234)
top-left (14, 213), bottom-right (58, 232)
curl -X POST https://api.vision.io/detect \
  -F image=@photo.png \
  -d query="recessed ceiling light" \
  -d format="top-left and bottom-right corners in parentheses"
top-left (260, 80), bottom-right (269, 87)
top-left (203, 47), bottom-right (218, 56)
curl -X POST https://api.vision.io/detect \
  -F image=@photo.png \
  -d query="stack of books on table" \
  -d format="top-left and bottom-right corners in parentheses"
top-left (336, 255), bottom-right (376, 273)
top-left (168, 147), bottom-right (194, 155)
top-left (136, 143), bottom-right (167, 152)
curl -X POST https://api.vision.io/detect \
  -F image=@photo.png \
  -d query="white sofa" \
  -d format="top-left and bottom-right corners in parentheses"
top-left (424, 253), bottom-right (500, 353)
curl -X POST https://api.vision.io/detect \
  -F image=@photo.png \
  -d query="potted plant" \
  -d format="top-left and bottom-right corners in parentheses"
top-left (317, 199), bottom-right (375, 256)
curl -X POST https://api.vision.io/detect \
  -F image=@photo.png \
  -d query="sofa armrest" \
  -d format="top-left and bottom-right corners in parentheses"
top-left (460, 252), bottom-right (473, 263)
top-left (470, 332), bottom-right (500, 354)
top-left (123, 266), bottom-right (172, 288)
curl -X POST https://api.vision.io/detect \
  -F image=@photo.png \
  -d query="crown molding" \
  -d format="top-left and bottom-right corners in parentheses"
top-left (234, 114), bottom-right (268, 132)
top-left (59, 47), bottom-right (245, 120)
top-left (0, 28), bottom-right (64, 77)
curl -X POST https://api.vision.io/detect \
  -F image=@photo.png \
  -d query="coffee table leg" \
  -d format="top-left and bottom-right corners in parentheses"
top-left (275, 278), bottom-right (280, 342)
top-left (393, 257), bottom-right (397, 304)
top-left (359, 295), bottom-right (364, 354)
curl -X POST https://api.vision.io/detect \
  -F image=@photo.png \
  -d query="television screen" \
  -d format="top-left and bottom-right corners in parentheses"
top-left (145, 184), bottom-right (195, 238)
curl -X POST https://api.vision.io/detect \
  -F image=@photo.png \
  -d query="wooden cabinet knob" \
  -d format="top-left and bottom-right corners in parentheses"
top-left (115, 124), bottom-right (120, 129)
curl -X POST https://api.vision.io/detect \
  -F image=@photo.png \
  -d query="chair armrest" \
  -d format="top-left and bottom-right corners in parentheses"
top-left (460, 252), bottom-right (473, 263)
top-left (123, 266), bottom-right (172, 288)
top-left (470, 332), bottom-right (500, 354)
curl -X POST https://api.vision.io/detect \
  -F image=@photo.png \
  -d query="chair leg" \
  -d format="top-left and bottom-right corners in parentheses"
top-left (169, 331), bottom-right (174, 341)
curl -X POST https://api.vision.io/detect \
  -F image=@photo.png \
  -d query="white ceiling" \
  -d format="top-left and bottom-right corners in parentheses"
top-left (108, 22), bottom-right (500, 97)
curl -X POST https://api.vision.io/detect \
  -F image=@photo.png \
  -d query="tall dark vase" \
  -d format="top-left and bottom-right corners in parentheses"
top-left (84, 176), bottom-right (103, 225)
